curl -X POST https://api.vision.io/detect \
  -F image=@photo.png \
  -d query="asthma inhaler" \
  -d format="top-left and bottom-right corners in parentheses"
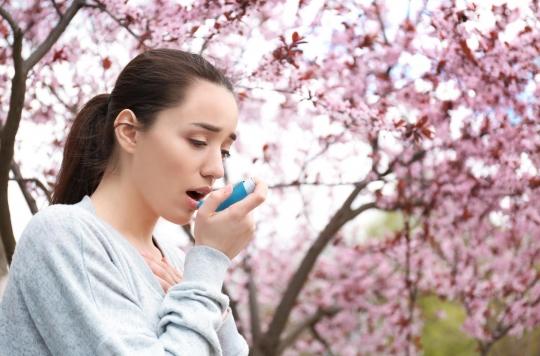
top-left (197, 177), bottom-right (256, 212)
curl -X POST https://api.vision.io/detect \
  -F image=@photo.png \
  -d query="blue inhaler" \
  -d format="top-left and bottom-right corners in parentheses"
top-left (196, 177), bottom-right (256, 212)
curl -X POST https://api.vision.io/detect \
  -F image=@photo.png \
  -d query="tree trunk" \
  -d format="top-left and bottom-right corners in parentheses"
top-left (0, 0), bottom-right (83, 265)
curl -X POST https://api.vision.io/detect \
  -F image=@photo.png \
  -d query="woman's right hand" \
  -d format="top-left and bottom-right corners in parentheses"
top-left (193, 176), bottom-right (267, 260)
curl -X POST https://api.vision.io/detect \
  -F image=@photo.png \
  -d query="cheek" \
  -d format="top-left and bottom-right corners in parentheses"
top-left (132, 135), bottom-right (190, 192)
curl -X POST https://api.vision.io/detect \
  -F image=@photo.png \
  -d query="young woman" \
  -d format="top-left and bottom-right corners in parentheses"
top-left (0, 48), bottom-right (267, 355)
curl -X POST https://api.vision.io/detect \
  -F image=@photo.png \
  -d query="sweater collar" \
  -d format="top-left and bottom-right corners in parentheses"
top-left (75, 194), bottom-right (167, 297)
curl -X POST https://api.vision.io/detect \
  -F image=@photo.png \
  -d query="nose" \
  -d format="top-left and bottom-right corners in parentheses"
top-left (200, 148), bottom-right (225, 181)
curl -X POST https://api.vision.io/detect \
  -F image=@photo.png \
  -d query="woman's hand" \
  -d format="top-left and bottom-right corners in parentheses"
top-left (193, 176), bottom-right (268, 260)
top-left (143, 252), bottom-right (231, 321)
top-left (140, 252), bottom-right (183, 293)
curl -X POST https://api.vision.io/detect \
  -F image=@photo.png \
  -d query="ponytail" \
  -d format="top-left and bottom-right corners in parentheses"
top-left (51, 93), bottom-right (115, 205)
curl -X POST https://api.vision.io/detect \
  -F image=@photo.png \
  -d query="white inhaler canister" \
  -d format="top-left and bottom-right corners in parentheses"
top-left (196, 178), bottom-right (256, 212)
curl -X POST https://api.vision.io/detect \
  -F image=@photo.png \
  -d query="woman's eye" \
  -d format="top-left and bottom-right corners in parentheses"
top-left (189, 139), bottom-right (207, 147)
top-left (189, 139), bottom-right (231, 160)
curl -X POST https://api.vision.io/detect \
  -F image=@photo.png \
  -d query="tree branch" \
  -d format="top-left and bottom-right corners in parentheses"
top-left (351, 201), bottom-right (378, 219)
top-left (374, 1), bottom-right (389, 45)
top-left (261, 178), bottom-right (372, 353)
top-left (83, 1), bottom-right (141, 43)
top-left (0, 7), bottom-right (27, 266)
top-left (415, 0), bottom-right (430, 25)
top-left (8, 177), bottom-right (52, 207)
top-left (277, 306), bottom-right (340, 354)
top-left (24, 0), bottom-right (84, 72)
top-left (46, 82), bottom-right (78, 114)
top-left (309, 323), bottom-right (335, 356)
top-left (259, 146), bottom-right (424, 352)
top-left (0, 5), bottom-right (20, 34)
top-left (49, 0), bottom-right (63, 18)
top-left (9, 160), bottom-right (49, 213)
top-left (243, 256), bottom-right (262, 344)
top-left (268, 180), bottom-right (367, 190)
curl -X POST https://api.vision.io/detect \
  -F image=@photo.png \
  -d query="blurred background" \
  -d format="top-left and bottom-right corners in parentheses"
top-left (1, 0), bottom-right (539, 355)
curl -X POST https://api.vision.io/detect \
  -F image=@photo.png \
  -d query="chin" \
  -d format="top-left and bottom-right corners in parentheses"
top-left (161, 209), bottom-right (194, 226)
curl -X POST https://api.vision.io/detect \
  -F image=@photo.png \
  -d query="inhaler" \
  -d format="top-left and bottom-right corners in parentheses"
top-left (197, 177), bottom-right (256, 212)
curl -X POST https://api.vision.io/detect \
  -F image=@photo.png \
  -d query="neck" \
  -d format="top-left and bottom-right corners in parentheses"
top-left (89, 170), bottom-right (159, 253)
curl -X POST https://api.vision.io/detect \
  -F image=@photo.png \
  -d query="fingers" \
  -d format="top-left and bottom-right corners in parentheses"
top-left (141, 253), bottom-right (183, 288)
top-left (197, 184), bottom-right (233, 217)
top-left (145, 257), bottom-right (177, 285)
top-left (229, 176), bottom-right (268, 216)
top-left (155, 274), bottom-right (173, 293)
top-left (162, 256), bottom-right (183, 281)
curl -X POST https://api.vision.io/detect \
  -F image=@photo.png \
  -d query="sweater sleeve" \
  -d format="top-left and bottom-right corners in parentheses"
top-left (217, 308), bottom-right (250, 355)
top-left (168, 245), bottom-right (249, 355)
top-left (10, 209), bottom-right (241, 355)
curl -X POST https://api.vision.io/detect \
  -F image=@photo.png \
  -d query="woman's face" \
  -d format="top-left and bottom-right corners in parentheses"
top-left (131, 79), bottom-right (239, 225)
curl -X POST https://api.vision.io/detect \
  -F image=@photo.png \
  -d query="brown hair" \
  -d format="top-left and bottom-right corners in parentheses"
top-left (51, 48), bottom-right (234, 205)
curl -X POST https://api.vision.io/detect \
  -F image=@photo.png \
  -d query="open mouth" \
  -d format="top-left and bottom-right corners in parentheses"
top-left (186, 190), bottom-right (204, 201)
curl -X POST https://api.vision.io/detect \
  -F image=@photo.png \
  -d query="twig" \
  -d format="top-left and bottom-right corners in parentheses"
top-left (243, 256), bottom-right (262, 344)
top-left (83, 1), bottom-right (141, 44)
top-left (309, 323), bottom-right (335, 356)
top-left (268, 180), bottom-right (366, 189)
top-left (7, 176), bottom-right (52, 206)
top-left (277, 306), bottom-right (340, 353)
top-left (24, 0), bottom-right (84, 72)
top-left (374, 1), bottom-right (389, 45)
top-left (9, 160), bottom-right (39, 213)
top-left (0, 5), bottom-right (20, 34)
top-left (46, 82), bottom-right (78, 114)
top-left (49, 0), bottom-right (63, 18)
top-left (415, 0), bottom-right (431, 25)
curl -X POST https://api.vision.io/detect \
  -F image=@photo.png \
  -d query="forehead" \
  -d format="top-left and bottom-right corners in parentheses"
top-left (159, 79), bottom-right (238, 132)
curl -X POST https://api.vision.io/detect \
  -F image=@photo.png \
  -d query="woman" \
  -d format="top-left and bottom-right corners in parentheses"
top-left (0, 48), bottom-right (267, 355)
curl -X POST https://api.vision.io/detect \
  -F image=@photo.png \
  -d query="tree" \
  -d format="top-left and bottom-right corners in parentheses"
top-left (1, 1), bottom-right (539, 355)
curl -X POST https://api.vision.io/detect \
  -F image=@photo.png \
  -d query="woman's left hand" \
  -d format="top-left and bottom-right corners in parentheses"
top-left (141, 252), bottom-right (183, 293)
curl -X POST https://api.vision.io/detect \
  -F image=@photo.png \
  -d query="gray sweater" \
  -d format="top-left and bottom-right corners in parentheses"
top-left (0, 195), bottom-right (249, 355)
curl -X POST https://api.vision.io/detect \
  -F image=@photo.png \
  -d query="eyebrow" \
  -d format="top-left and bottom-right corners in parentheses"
top-left (190, 122), bottom-right (237, 141)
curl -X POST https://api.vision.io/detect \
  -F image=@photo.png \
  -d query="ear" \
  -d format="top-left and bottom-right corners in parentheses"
top-left (113, 109), bottom-right (141, 154)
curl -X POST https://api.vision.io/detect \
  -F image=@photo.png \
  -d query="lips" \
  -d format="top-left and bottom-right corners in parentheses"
top-left (186, 191), bottom-right (203, 200)
top-left (186, 186), bottom-right (212, 201)
top-left (185, 192), bottom-right (199, 210)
